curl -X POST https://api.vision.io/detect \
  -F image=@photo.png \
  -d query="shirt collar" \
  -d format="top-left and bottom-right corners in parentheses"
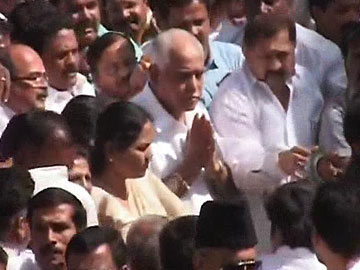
top-left (206, 40), bottom-right (219, 70)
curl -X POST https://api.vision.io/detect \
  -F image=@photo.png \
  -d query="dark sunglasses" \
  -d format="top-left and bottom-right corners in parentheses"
top-left (220, 260), bottom-right (262, 270)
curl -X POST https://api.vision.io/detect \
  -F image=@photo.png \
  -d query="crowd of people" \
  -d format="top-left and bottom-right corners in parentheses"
top-left (0, 0), bottom-right (360, 269)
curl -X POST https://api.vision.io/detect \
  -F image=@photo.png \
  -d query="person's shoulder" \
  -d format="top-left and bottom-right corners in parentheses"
top-left (296, 23), bottom-right (342, 56)
top-left (211, 40), bottom-right (244, 60)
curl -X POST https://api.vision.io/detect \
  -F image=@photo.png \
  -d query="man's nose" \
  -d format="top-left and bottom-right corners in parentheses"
top-left (66, 53), bottom-right (79, 69)
top-left (190, 25), bottom-right (200, 37)
top-left (269, 58), bottom-right (283, 72)
top-left (47, 229), bottom-right (58, 244)
top-left (80, 7), bottom-right (92, 21)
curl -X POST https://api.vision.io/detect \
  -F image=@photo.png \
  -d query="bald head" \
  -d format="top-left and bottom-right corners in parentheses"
top-left (5, 44), bottom-right (47, 114)
top-left (8, 44), bottom-right (45, 78)
top-left (150, 28), bottom-right (204, 70)
top-left (126, 216), bottom-right (168, 270)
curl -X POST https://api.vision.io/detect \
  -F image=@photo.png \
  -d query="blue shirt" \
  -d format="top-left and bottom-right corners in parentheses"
top-left (203, 40), bottom-right (245, 108)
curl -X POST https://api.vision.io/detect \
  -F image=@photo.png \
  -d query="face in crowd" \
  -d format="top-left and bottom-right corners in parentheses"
top-left (9, 44), bottom-right (48, 113)
top-left (312, 0), bottom-right (360, 46)
top-left (105, 0), bottom-right (149, 43)
top-left (149, 32), bottom-right (205, 119)
top-left (30, 204), bottom-right (79, 270)
top-left (244, 26), bottom-right (295, 84)
top-left (94, 36), bottom-right (137, 100)
top-left (58, 0), bottom-right (101, 49)
top-left (42, 28), bottom-right (80, 90)
top-left (163, 1), bottom-right (211, 63)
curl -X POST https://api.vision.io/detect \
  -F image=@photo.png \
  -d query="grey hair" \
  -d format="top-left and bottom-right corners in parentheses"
top-left (148, 28), bottom-right (204, 69)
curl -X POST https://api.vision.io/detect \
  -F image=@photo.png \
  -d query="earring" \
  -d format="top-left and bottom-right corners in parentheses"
top-left (109, 158), bottom-right (113, 163)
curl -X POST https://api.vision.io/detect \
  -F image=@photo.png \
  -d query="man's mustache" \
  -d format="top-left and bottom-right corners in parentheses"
top-left (39, 243), bottom-right (63, 256)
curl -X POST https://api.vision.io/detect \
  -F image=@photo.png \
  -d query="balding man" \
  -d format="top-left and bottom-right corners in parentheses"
top-left (132, 29), bottom-right (234, 213)
top-left (0, 44), bottom-right (47, 135)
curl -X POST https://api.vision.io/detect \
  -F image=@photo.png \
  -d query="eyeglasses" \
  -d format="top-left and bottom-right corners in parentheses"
top-left (220, 260), bottom-right (262, 270)
top-left (11, 72), bottom-right (48, 86)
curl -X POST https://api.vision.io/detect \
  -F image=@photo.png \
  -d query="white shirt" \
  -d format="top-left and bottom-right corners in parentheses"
top-left (216, 23), bottom-right (347, 101)
top-left (7, 249), bottom-right (38, 270)
top-left (260, 246), bottom-right (326, 270)
top-left (131, 83), bottom-right (213, 213)
top-left (348, 258), bottom-right (360, 270)
top-left (210, 63), bottom-right (323, 192)
top-left (0, 103), bottom-right (15, 136)
top-left (319, 96), bottom-right (351, 156)
top-left (29, 166), bottom-right (99, 227)
top-left (45, 73), bottom-right (95, 114)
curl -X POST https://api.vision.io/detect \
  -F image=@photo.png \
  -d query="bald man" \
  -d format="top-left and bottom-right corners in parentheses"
top-left (132, 29), bottom-right (235, 213)
top-left (0, 44), bottom-right (48, 135)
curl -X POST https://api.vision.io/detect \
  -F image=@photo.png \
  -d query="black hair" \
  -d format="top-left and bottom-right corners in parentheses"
top-left (0, 166), bottom-right (34, 239)
top-left (126, 215), bottom-right (168, 270)
top-left (62, 95), bottom-right (107, 155)
top-left (264, 181), bottom-right (316, 250)
top-left (87, 32), bottom-right (135, 75)
top-left (308, 0), bottom-right (334, 10)
top-left (311, 181), bottom-right (360, 259)
top-left (90, 101), bottom-right (152, 176)
top-left (66, 226), bottom-right (127, 270)
top-left (0, 111), bottom-right (71, 160)
top-left (0, 20), bottom-right (12, 35)
top-left (18, 13), bottom-right (74, 56)
top-left (9, 0), bottom-right (58, 42)
top-left (0, 49), bottom-right (17, 78)
top-left (342, 22), bottom-right (360, 58)
top-left (0, 246), bottom-right (7, 266)
top-left (344, 98), bottom-right (360, 147)
top-left (159, 216), bottom-right (198, 270)
top-left (28, 188), bottom-right (87, 232)
top-left (148, 0), bottom-right (210, 23)
top-left (244, 13), bottom-right (296, 48)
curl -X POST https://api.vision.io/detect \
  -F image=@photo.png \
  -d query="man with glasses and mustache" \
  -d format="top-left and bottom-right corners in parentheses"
top-left (0, 44), bottom-right (48, 136)
top-left (194, 201), bottom-right (260, 270)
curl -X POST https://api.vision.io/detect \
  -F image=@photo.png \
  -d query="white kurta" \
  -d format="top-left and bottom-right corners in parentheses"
top-left (131, 83), bottom-right (213, 213)
top-left (45, 73), bottom-right (95, 114)
top-left (260, 246), bottom-right (326, 270)
top-left (210, 63), bottom-right (324, 191)
top-left (0, 103), bottom-right (15, 136)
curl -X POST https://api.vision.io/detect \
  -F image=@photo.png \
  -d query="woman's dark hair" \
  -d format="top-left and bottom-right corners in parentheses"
top-left (90, 101), bottom-right (152, 176)
top-left (87, 32), bottom-right (135, 75)
top-left (0, 111), bottom-right (71, 160)
top-left (62, 95), bottom-right (106, 155)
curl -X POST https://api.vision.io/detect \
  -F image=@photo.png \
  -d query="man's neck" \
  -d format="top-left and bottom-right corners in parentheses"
top-left (324, 253), bottom-right (348, 270)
